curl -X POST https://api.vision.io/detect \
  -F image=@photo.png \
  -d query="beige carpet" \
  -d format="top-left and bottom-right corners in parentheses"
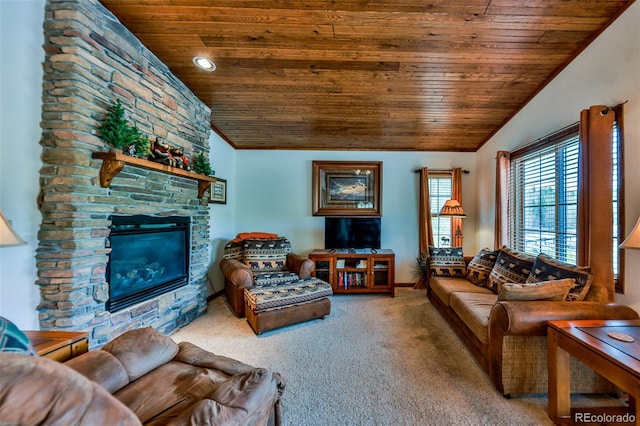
top-left (170, 288), bottom-right (609, 425)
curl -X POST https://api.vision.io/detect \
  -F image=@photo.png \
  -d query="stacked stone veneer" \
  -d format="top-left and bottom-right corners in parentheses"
top-left (38, 0), bottom-right (212, 347)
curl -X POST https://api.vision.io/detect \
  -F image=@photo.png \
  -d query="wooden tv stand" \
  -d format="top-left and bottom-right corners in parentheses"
top-left (308, 249), bottom-right (395, 297)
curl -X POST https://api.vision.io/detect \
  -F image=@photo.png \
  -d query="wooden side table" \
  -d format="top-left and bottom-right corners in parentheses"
top-left (547, 319), bottom-right (640, 424)
top-left (24, 330), bottom-right (89, 362)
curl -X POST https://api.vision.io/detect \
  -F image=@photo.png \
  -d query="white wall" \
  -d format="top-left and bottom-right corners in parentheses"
top-left (475, 2), bottom-right (640, 309)
top-left (0, 0), bottom-right (46, 329)
top-left (206, 132), bottom-right (236, 294)
top-left (232, 150), bottom-right (476, 284)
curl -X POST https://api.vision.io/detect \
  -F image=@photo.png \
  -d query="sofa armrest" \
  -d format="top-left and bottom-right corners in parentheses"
top-left (172, 343), bottom-right (286, 425)
top-left (487, 301), bottom-right (639, 395)
top-left (167, 368), bottom-right (282, 426)
top-left (220, 258), bottom-right (253, 289)
top-left (0, 354), bottom-right (141, 426)
top-left (489, 301), bottom-right (639, 337)
top-left (220, 258), bottom-right (254, 316)
top-left (286, 253), bottom-right (315, 278)
top-left (175, 341), bottom-right (256, 376)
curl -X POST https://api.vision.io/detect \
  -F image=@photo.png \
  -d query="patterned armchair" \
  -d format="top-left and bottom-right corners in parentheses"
top-left (219, 233), bottom-right (315, 317)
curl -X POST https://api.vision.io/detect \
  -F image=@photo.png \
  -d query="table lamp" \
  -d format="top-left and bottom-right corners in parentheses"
top-left (0, 209), bottom-right (27, 247)
top-left (620, 216), bottom-right (640, 250)
top-left (438, 199), bottom-right (467, 238)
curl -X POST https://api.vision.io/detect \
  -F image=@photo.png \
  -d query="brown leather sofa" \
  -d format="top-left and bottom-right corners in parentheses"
top-left (428, 250), bottom-right (639, 396)
top-left (0, 327), bottom-right (284, 425)
top-left (220, 234), bottom-right (315, 317)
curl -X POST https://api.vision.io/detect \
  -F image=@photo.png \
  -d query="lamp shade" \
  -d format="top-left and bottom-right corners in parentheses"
top-left (0, 209), bottom-right (27, 247)
top-left (438, 199), bottom-right (467, 218)
top-left (620, 216), bottom-right (640, 250)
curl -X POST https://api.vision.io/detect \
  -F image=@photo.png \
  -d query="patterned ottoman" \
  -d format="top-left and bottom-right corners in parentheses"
top-left (244, 277), bottom-right (333, 334)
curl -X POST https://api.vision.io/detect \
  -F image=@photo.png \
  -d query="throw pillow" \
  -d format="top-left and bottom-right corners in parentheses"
top-left (428, 246), bottom-right (466, 278)
top-left (526, 253), bottom-right (592, 301)
top-left (497, 278), bottom-right (575, 301)
top-left (486, 246), bottom-right (536, 294)
top-left (243, 237), bottom-right (292, 272)
top-left (466, 248), bottom-right (499, 287)
top-left (222, 240), bottom-right (244, 260)
top-left (229, 232), bottom-right (279, 243)
top-left (0, 316), bottom-right (36, 356)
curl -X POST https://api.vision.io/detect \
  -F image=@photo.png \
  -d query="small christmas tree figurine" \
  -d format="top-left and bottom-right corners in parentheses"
top-left (192, 152), bottom-right (212, 176)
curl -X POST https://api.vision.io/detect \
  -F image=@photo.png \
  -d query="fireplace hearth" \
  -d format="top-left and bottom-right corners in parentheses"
top-left (107, 215), bottom-right (191, 312)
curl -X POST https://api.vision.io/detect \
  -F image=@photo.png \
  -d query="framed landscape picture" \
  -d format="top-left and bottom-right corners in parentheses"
top-left (209, 178), bottom-right (227, 204)
top-left (312, 161), bottom-right (382, 216)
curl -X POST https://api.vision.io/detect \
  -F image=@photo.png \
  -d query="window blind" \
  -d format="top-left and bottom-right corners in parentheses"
top-left (612, 121), bottom-right (619, 276)
top-left (509, 125), bottom-right (579, 263)
top-left (429, 176), bottom-right (452, 247)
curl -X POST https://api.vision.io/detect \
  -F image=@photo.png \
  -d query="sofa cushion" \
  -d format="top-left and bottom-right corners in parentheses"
top-left (428, 246), bottom-right (466, 278)
top-left (466, 248), bottom-right (499, 287)
top-left (244, 277), bottom-right (333, 313)
top-left (65, 350), bottom-right (130, 394)
top-left (253, 271), bottom-right (300, 286)
top-left (243, 237), bottom-right (292, 272)
top-left (497, 278), bottom-right (575, 301)
top-left (429, 276), bottom-right (494, 307)
top-left (526, 253), bottom-right (592, 301)
top-left (102, 327), bottom-right (179, 382)
top-left (449, 292), bottom-right (498, 345)
top-left (222, 240), bottom-right (245, 260)
top-left (487, 247), bottom-right (536, 294)
top-left (113, 361), bottom-right (229, 424)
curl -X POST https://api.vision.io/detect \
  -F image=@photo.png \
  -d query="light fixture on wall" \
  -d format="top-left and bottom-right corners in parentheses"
top-left (620, 216), bottom-right (640, 250)
top-left (192, 56), bottom-right (216, 72)
top-left (438, 199), bottom-right (467, 238)
top-left (0, 209), bottom-right (26, 247)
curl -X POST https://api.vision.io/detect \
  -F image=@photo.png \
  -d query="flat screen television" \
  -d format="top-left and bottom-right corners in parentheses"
top-left (324, 217), bottom-right (381, 250)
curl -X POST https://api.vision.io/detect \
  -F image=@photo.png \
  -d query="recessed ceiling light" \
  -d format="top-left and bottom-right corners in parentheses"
top-left (192, 56), bottom-right (216, 72)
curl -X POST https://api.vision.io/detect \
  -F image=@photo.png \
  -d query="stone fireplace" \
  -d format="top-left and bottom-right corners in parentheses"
top-left (36, 0), bottom-right (213, 347)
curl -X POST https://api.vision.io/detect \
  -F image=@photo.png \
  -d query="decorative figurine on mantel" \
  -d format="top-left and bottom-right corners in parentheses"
top-left (170, 146), bottom-right (191, 171)
top-left (126, 144), bottom-right (136, 157)
top-left (149, 138), bottom-right (175, 167)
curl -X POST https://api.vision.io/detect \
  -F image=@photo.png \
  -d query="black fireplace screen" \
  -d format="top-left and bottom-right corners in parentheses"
top-left (107, 215), bottom-right (190, 312)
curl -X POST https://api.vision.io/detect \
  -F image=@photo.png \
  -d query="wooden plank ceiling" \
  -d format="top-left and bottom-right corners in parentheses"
top-left (98, 0), bottom-right (634, 151)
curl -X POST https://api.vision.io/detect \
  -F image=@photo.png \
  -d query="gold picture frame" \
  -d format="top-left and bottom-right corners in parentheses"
top-left (312, 161), bottom-right (382, 216)
top-left (209, 178), bottom-right (227, 204)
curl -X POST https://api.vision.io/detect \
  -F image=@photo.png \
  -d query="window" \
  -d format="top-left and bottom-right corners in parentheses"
top-left (612, 113), bottom-right (625, 292)
top-left (509, 125), bottom-right (579, 263)
top-left (429, 175), bottom-right (452, 247)
top-left (508, 117), bottom-right (624, 292)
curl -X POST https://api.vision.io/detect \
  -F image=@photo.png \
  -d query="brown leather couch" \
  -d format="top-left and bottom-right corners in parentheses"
top-left (0, 327), bottom-right (284, 425)
top-left (428, 253), bottom-right (639, 396)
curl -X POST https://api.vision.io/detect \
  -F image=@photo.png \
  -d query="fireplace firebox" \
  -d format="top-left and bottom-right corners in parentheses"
top-left (107, 215), bottom-right (191, 312)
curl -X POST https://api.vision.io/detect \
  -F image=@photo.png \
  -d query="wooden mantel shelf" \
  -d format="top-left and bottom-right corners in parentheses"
top-left (92, 151), bottom-right (217, 198)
